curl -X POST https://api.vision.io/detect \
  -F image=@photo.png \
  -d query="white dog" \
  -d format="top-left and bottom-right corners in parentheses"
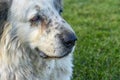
top-left (0, 0), bottom-right (77, 80)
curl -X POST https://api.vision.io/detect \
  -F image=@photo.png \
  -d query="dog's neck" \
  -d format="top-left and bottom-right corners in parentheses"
top-left (0, 24), bottom-right (55, 80)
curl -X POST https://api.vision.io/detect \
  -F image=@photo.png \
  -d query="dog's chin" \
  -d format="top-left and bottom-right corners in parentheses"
top-left (35, 47), bottom-right (72, 59)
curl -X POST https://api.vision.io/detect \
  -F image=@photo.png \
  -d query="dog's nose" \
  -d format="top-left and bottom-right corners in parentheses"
top-left (60, 32), bottom-right (77, 48)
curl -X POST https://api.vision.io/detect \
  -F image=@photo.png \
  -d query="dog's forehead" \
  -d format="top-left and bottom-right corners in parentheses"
top-left (10, 0), bottom-right (61, 15)
top-left (12, 0), bottom-right (57, 8)
top-left (9, 0), bottom-right (62, 21)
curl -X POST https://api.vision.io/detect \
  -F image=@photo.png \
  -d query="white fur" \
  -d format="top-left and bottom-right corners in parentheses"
top-left (0, 0), bottom-right (76, 80)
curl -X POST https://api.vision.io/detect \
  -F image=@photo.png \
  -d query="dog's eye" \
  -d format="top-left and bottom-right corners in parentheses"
top-left (59, 9), bottom-right (63, 15)
top-left (30, 15), bottom-right (42, 22)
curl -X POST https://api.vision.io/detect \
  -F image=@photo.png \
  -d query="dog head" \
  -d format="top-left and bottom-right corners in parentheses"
top-left (5, 0), bottom-right (77, 58)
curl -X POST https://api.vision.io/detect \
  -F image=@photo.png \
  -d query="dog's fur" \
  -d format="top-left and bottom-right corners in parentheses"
top-left (0, 0), bottom-right (76, 80)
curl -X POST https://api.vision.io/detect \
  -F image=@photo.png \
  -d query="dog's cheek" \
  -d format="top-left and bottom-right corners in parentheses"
top-left (35, 31), bottom-right (58, 56)
top-left (38, 34), bottom-right (55, 54)
top-left (27, 29), bottom-right (42, 48)
top-left (29, 30), bottom-right (40, 42)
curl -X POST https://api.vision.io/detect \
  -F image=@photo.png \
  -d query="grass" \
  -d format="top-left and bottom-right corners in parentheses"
top-left (63, 0), bottom-right (120, 80)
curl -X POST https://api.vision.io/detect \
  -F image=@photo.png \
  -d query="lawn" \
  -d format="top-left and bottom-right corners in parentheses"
top-left (63, 0), bottom-right (120, 80)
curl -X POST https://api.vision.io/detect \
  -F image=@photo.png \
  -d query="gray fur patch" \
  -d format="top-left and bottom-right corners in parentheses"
top-left (0, 0), bottom-right (12, 38)
top-left (0, 1), bottom-right (9, 38)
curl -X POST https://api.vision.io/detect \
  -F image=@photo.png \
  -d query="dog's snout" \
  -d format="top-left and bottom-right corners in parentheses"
top-left (60, 32), bottom-right (77, 48)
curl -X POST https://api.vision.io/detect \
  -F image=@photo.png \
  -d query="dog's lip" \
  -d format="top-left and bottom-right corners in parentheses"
top-left (35, 47), bottom-right (71, 59)
top-left (35, 48), bottom-right (48, 58)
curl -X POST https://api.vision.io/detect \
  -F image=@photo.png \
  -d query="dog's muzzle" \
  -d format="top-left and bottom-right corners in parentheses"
top-left (34, 19), bottom-right (77, 58)
top-left (34, 32), bottom-right (77, 59)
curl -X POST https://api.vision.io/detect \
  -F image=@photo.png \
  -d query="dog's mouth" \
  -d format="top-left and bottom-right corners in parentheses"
top-left (35, 47), bottom-right (71, 58)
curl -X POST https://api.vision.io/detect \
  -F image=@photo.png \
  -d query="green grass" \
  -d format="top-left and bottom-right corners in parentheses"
top-left (63, 0), bottom-right (120, 80)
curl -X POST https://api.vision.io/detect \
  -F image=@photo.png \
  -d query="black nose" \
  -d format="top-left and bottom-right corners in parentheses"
top-left (60, 32), bottom-right (77, 48)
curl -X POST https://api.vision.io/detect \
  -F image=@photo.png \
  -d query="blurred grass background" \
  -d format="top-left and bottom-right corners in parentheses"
top-left (63, 0), bottom-right (120, 80)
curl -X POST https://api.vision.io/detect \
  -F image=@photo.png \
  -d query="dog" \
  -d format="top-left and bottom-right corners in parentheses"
top-left (0, 0), bottom-right (77, 80)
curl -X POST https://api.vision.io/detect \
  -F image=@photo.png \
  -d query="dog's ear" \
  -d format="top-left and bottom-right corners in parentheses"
top-left (0, 0), bottom-right (12, 38)
top-left (0, 0), bottom-right (12, 22)
top-left (54, 0), bottom-right (63, 11)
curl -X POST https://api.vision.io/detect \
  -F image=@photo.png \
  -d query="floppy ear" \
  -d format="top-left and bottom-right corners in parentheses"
top-left (54, 0), bottom-right (63, 11)
top-left (0, 0), bottom-right (12, 38)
